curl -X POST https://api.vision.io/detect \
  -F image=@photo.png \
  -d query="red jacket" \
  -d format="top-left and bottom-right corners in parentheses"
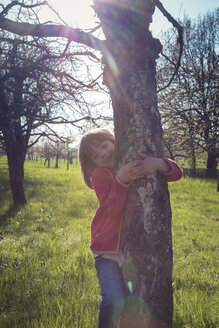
top-left (90, 158), bottom-right (182, 254)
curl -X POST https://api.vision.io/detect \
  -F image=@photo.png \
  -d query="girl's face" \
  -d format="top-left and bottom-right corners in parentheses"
top-left (91, 140), bottom-right (116, 169)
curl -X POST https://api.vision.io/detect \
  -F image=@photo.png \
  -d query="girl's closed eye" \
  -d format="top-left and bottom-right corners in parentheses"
top-left (100, 142), bottom-right (108, 150)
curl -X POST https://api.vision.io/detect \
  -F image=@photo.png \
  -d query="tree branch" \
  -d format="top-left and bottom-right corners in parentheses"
top-left (154, 0), bottom-right (183, 92)
top-left (0, 17), bottom-right (104, 52)
top-left (0, 0), bottom-right (47, 17)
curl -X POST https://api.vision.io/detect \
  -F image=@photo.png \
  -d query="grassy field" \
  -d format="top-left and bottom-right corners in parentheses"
top-left (0, 156), bottom-right (218, 328)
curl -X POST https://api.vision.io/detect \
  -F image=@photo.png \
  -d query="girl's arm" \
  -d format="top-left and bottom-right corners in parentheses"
top-left (131, 154), bottom-right (182, 182)
top-left (159, 157), bottom-right (183, 182)
top-left (92, 167), bottom-right (130, 219)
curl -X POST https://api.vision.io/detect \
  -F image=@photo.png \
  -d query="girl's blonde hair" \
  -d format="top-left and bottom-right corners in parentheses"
top-left (78, 128), bottom-right (115, 189)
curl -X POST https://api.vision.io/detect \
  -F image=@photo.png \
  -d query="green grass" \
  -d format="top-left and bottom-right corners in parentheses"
top-left (169, 178), bottom-right (218, 328)
top-left (0, 156), bottom-right (218, 327)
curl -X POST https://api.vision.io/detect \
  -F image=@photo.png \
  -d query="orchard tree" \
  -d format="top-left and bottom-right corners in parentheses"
top-left (161, 101), bottom-right (197, 168)
top-left (0, 1), bottom-right (184, 326)
top-left (27, 145), bottom-right (42, 161)
top-left (158, 9), bottom-right (219, 176)
top-left (162, 122), bottom-right (188, 162)
top-left (0, 19), bottom-right (103, 205)
top-left (51, 141), bottom-right (66, 168)
top-left (40, 142), bottom-right (55, 167)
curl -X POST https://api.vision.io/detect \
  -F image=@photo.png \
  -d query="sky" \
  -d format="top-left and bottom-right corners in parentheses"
top-left (1, 0), bottom-right (218, 141)
top-left (38, 0), bottom-right (218, 36)
top-left (151, 0), bottom-right (218, 36)
top-left (1, 0), bottom-right (218, 36)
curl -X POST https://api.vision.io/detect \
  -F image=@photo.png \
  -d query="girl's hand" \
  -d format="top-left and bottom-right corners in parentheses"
top-left (117, 160), bottom-right (142, 184)
top-left (130, 153), bottom-right (171, 178)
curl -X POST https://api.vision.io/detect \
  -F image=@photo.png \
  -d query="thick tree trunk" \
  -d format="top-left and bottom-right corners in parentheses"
top-left (206, 152), bottom-right (218, 179)
top-left (94, 1), bottom-right (172, 327)
top-left (2, 125), bottom-right (27, 206)
top-left (8, 156), bottom-right (26, 206)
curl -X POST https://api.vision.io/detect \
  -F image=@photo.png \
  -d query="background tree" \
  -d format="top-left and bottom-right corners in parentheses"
top-left (62, 138), bottom-right (73, 170)
top-left (161, 101), bottom-right (197, 169)
top-left (40, 142), bottom-right (54, 168)
top-left (162, 121), bottom-right (187, 162)
top-left (158, 9), bottom-right (219, 176)
top-left (27, 144), bottom-right (41, 161)
top-left (0, 1), bottom-right (184, 326)
top-left (0, 19), bottom-right (103, 206)
top-left (49, 141), bottom-right (66, 168)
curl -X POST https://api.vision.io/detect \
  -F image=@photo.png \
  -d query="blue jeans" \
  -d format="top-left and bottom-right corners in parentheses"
top-left (95, 256), bottom-right (129, 328)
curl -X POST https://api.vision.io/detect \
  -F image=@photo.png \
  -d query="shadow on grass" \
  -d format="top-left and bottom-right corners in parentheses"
top-left (0, 177), bottom-right (66, 225)
top-left (0, 203), bottom-right (24, 227)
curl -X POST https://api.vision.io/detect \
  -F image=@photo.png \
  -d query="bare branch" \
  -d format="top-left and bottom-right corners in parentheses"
top-left (45, 1), bottom-right (69, 26)
top-left (0, 0), bottom-right (47, 17)
top-left (160, 52), bottom-right (176, 67)
top-left (42, 115), bottom-right (92, 125)
top-left (0, 17), bottom-right (104, 52)
top-left (154, 0), bottom-right (183, 92)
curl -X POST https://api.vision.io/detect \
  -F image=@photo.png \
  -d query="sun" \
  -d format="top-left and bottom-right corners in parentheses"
top-left (41, 0), bottom-right (96, 29)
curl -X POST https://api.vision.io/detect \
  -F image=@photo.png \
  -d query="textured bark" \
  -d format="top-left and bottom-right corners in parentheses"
top-left (8, 157), bottom-right (26, 206)
top-left (0, 17), bottom-right (103, 51)
top-left (55, 156), bottom-right (59, 168)
top-left (187, 139), bottom-right (196, 170)
top-left (206, 152), bottom-right (218, 179)
top-left (2, 123), bottom-right (27, 206)
top-left (94, 1), bottom-right (172, 327)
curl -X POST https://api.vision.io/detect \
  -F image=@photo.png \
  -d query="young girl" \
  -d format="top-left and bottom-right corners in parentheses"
top-left (79, 128), bottom-right (182, 328)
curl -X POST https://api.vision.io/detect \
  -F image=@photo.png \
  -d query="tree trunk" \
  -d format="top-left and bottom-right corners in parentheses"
top-left (206, 152), bottom-right (218, 179)
top-left (8, 156), bottom-right (26, 206)
top-left (67, 159), bottom-right (69, 171)
top-left (187, 143), bottom-right (196, 170)
top-left (163, 141), bottom-right (175, 160)
top-left (186, 122), bottom-right (196, 173)
top-left (55, 155), bottom-right (59, 168)
top-left (94, 1), bottom-right (172, 327)
top-left (1, 124), bottom-right (27, 206)
top-left (186, 143), bottom-right (196, 177)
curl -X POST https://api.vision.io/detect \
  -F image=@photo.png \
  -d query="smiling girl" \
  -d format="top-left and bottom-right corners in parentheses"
top-left (78, 128), bottom-right (182, 328)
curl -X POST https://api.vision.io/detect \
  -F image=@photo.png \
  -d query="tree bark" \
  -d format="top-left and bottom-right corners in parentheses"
top-left (207, 152), bottom-right (218, 179)
top-left (8, 156), bottom-right (26, 206)
top-left (67, 159), bottom-right (70, 171)
top-left (94, 1), bottom-right (172, 327)
top-left (1, 124), bottom-right (27, 206)
top-left (187, 141), bottom-right (196, 170)
top-left (55, 155), bottom-right (59, 168)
